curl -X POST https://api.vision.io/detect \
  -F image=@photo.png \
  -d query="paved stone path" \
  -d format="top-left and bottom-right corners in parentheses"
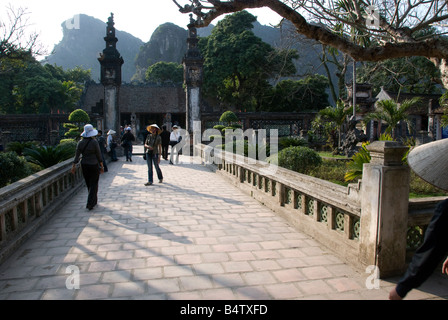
top-left (0, 149), bottom-right (447, 300)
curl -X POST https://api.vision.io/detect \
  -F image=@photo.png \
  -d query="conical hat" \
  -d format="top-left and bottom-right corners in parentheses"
top-left (407, 139), bottom-right (448, 191)
top-left (147, 124), bottom-right (162, 134)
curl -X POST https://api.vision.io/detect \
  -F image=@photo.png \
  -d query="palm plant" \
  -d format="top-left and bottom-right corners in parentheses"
top-left (344, 142), bottom-right (371, 182)
top-left (23, 144), bottom-right (75, 169)
top-left (317, 100), bottom-right (353, 149)
top-left (364, 98), bottom-right (421, 139)
top-left (344, 133), bottom-right (394, 182)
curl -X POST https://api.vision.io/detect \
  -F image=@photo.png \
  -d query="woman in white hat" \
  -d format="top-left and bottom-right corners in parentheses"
top-left (390, 138), bottom-right (448, 299)
top-left (107, 129), bottom-right (118, 161)
top-left (169, 125), bottom-right (181, 165)
top-left (144, 124), bottom-right (163, 186)
top-left (71, 124), bottom-right (105, 210)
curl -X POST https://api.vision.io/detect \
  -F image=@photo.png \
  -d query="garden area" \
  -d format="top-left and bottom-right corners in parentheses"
top-left (0, 109), bottom-right (89, 188)
top-left (211, 110), bottom-right (448, 199)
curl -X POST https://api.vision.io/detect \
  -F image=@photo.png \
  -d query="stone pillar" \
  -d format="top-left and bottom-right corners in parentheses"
top-left (183, 14), bottom-right (203, 135)
top-left (50, 130), bottom-right (59, 146)
top-left (359, 141), bottom-right (410, 277)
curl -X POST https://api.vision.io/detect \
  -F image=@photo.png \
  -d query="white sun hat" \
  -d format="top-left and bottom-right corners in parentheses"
top-left (407, 138), bottom-right (448, 191)
top-left (81, 124), bottom-right (98, 138)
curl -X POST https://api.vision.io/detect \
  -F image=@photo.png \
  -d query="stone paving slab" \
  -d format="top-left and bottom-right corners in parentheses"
top-left (0, 152), bottom-right (447, 300)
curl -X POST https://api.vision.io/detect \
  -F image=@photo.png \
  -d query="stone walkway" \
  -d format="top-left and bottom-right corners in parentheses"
top-left (0, 149), bottom-right (447, 300)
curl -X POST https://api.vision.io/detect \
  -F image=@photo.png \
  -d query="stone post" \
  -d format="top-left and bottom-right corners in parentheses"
top-left (359, 141), bottom-right (410, 277)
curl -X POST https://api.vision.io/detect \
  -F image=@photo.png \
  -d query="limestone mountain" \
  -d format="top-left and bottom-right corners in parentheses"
top-left (42, 14), bottom-right (144, 83)
top-left (132, 23), bottom-right (189, 83)
top-left (42, 14), bottom-right (328, 86)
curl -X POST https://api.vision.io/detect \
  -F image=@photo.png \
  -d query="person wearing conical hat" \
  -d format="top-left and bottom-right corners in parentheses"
top-left (144, 124), bottom-right (163, 186)
top-left (389, 139), bottom-right (448, 300)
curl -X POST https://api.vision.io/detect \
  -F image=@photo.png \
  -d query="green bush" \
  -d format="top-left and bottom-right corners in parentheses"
top-left (308, 160), bottom-right (348, 186)
top-left (216, 138), bottom-right (270, 160)
top-left (213, 125), bottom-right (226, 133)
top-left (277, 146), bottom-right (322, 174)
top-left (409, 171), bottom-right (448, 198)
top-left (68, 109), bottom-right (90, 123)
top-left (279, 136), bottom-right (308, 150)
top-left (64, 109), bottom-right (90, 139)
top-left (59, 139), bottom-right (77, 155)
top-left (6, 141), bottom-right (39, 156)
top-left (219, 111), bottom-right (239, 125)
top-left (23, 144), bottom-right (75, 169)
top-left (0, 152), bottom-right (33, 188)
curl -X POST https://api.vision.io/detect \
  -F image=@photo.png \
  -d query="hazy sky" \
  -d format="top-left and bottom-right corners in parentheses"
top-left (1, 0), bottom-right (282, 56)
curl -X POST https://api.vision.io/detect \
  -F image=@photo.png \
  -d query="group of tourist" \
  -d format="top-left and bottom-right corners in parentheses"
top-left (71, 123), bottom-right (183, 209)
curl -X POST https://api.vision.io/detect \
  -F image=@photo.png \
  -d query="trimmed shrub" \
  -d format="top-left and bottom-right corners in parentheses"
top-left (0, 152), bottom-right (33, 188)
top-left (59, 139), bottom-right (77, 155)
top-left (277, 146), bottom-right (322, 174)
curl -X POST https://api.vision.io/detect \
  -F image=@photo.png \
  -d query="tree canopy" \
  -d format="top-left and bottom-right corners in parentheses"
top-left (173, 0), bottom-right (448, 89)
top-left (198, 10), bottom-right (298, 111)
top-left (145, 61), bottom-right (184, 85)
top-left (0, 5), bottom-right (91, 115)
top-left (0, 58), bottom-right (91, 114)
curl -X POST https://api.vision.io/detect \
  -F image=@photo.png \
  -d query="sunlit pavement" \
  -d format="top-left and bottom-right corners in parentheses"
top-left (0, 147), bottom-right (447, 300)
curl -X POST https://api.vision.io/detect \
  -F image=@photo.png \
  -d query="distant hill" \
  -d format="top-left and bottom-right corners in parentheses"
top-left (132, 23), bottom-right (188, 83)
top-left (42, 14), bottom-right (333, 88)
top-left (41, 14), bottom-right (144, 83)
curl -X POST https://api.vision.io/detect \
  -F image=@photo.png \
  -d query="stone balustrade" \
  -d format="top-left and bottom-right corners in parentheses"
top-left (0, 159), bottom-right (84, 264)
top-left (0, 142), bottom-right (443, 277)
top-left (195, 141), bottom-right (444, 277)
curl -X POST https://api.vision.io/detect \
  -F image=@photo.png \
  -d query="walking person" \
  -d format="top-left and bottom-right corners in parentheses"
top-left (107, 129), bottom-right (118, 161)
top-left (144, 124), bottom-right (163, 186)
top-left (169, 125), bottom-right (181, 165)
top-left (121, 127), bottom-right (135, 162)
top-left (389, 138), bottom-right (448, 300)
top-left (160, 125), bottom-right (170, 161)
top-left (71, 124), bottom-right (105, 211)
top-left (97, 130), bottom-right (108, 172)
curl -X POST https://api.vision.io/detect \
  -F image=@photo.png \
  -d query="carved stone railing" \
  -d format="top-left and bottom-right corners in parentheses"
top-left (195, 141), bottom-right (443, 277)
top-left (406, 197), bottom-right (443, 259)
top-left (0, 159), bottom-right (84, 264)
top-left (195, 144), bottom-right (363, 267)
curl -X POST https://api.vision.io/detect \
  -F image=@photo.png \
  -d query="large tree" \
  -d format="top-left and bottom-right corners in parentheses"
top-left (0, 5), bottom-right (43, 62)
top-left (198, 10), bottom-right (297, 110)
top-left (173, 0), bottom-right (448, 89)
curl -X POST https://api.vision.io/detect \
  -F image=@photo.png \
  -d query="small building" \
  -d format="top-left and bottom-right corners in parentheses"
top-left (374, 87), bottom-right (446, 142)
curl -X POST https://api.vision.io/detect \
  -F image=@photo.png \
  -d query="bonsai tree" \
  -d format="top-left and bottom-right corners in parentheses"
top-left (64, 109), bottom-right (90, 140)
top-left (213, 110), bottom-right (241, 136)
top-left (219, 111), bottom-right (240, 130)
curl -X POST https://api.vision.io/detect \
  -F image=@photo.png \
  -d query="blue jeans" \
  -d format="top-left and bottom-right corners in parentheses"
top-left (146, 153), bottom-right (163, 183)
top-left (124, 145), bottom-right (133, 160)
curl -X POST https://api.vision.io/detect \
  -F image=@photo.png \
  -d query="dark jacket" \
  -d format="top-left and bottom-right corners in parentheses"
top-left (121, 131), bottom-right (135, 146)
top-left (160, 130), bottom-right (170, 145)
top-left (74, 138), bottom-right (102, 166)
